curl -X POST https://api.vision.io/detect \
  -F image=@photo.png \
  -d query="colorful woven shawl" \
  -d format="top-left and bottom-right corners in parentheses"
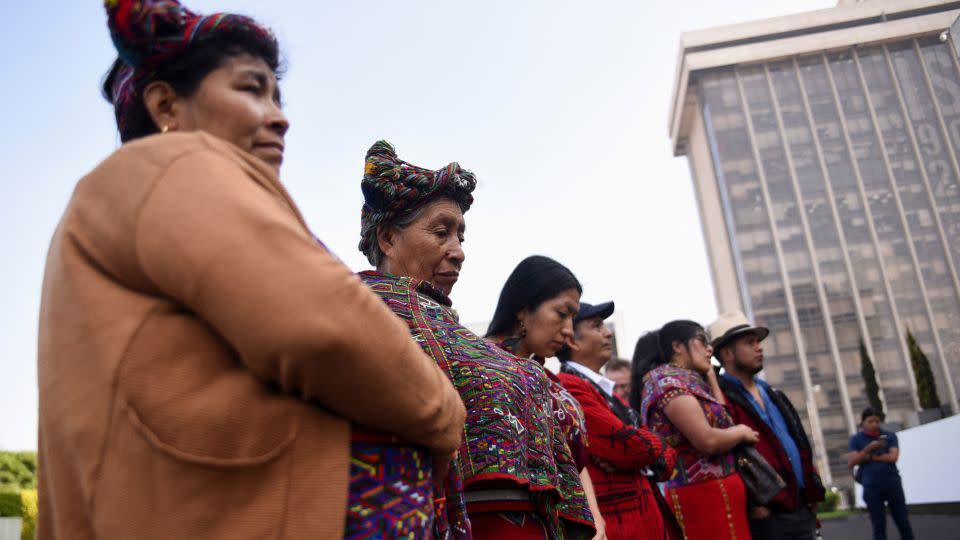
top-left (359, 271), bottom-right (595, 539)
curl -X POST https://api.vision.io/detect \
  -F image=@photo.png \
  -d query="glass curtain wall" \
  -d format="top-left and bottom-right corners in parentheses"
top-left (698, 34), bottom-right (960, 483)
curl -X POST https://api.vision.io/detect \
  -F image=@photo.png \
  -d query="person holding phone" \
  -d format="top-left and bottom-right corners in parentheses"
top-left (848, 408), bottom-right (914, 540)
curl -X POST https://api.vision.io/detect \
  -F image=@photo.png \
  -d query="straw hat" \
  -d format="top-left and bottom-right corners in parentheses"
top-left (708, 311), bottom-right (769, 350)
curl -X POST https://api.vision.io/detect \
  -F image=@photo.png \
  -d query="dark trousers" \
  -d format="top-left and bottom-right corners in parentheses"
top-left (863, 481), bottom-right (914, 540)
top-left (748, 506), bottom-right (816, 540)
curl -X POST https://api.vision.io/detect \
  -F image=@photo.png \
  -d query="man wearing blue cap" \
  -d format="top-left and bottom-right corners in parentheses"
top-left (556, 302), bottom-right (681, 540)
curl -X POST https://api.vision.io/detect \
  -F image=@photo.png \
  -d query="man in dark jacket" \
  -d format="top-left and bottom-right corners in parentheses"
top-left (709, 311), bottom-right (826, 540)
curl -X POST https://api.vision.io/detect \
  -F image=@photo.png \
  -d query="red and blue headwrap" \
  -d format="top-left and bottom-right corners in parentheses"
top-left (103, 0), bottom-right (275, 137)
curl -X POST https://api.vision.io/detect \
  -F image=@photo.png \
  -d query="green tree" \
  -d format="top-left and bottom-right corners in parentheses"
top-left (906, 328), bottom-right (941, 410)
top-left (859, 338), bottom-right (884, 420)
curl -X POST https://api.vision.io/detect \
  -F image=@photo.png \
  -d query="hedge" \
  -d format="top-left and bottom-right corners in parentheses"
top-left (817, 488), bottom-right (841, 513)
top-left (0, 452), bottom-right (37, 491)
top-left (0, 490), bottom-right (21, 517)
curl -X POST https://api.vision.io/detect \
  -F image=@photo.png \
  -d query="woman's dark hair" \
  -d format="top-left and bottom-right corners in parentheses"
top-left (102, 34), bottom-right (281, 142)
top-left (485, 255), bottom-right (582, 338)
top-left (629, 320), bottom-right (703, 409)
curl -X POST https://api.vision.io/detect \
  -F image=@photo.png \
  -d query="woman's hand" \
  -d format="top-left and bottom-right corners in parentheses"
top-left (431, 449), bottom-right (457, 485)
top-left (591, 516), bottom-right (607, 540)
top-left (864, 440), bottom-right (884, 453)
top-left (705, 364), bottom-right (720, 381)
top-left (750, 506), bottom-right (771, 520)
top-left (733, 424), bottom-right (760, 445)
top-left (591, 457), bottom-right (619, 474)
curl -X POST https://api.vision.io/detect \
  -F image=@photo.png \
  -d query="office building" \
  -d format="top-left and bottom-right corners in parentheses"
top-left (670, 0), bottom-right (960, 483)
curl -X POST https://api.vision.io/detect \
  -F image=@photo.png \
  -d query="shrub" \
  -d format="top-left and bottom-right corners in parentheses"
top-left (817, 488), bottom-right (841, 513)
top-left (0, 490), bottom-right (21, 517)
top-left (859, 339), bottom-right (884, 420)
top-left (20, 489), bottom-right (37, 540)
top-left (906, 328), bottom-right (941, 410)
top-left (0, 452), bottom-right (37, 491)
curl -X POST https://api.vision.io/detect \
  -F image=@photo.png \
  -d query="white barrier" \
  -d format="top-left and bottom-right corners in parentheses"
top-left (854, 414), bottom-right (960, 507)
top-left (0, 518), bottom-right (22, 540)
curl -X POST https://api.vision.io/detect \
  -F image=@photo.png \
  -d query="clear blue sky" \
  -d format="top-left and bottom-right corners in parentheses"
top-left (0, 0), bottom-right (833, 450)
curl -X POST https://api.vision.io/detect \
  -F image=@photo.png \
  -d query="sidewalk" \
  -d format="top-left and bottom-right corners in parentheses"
top-left (820, 512), bottom-right (960, 539)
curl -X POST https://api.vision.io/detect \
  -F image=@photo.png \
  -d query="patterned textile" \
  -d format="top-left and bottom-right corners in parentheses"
top-left (359, 141), bottom-right (476, 255)
top-left (487, 339), bottom-right (590, 470)
top-left (104, 0), bottom-right (275, 136)
top-left (346, 439), bottom-right (434, 539)
top-left (359, 271), bottom-right (594, 539)
top-left (544, 370), bottom-right (590, 471)
top-left (487, 339), bottom-right (595, 537)
top-left (640, 365), bottom-right (737, 488)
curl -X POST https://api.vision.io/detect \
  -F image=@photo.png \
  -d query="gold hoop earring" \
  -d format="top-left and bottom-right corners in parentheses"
top-left (161, 125), bottom-right (169, 134)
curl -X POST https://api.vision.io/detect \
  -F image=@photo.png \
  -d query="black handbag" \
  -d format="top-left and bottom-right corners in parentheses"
top-left (735, 445), bottom-right (786, 505)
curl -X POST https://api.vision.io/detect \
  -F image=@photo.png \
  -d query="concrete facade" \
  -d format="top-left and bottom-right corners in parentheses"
top-left (670, 0), bottom-right (960, 485)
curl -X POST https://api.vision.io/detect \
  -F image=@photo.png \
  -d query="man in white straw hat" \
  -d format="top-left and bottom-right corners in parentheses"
top-left (709, 311), bottom-right (825, 540)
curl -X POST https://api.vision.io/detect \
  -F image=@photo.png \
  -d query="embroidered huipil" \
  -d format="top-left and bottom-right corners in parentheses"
top-left (490, 337), bottom-right (591, 472)
top-left (489, 337), bottom-right (595, 534)
top-left (640, 365), bottom-right (737, 488)
top-left (360, 272), bottom-right (595, 539)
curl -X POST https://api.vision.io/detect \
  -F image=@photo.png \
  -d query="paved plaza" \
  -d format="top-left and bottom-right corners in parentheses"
top-left (821, 512), bottom-right (960, 540)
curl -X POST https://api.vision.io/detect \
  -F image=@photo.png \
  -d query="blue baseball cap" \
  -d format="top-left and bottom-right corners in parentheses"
top-left (575, 301), bottom-right (614, 324)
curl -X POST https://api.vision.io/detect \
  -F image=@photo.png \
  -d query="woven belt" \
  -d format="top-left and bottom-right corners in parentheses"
top-left (463, 488), bottom-right (532, 504)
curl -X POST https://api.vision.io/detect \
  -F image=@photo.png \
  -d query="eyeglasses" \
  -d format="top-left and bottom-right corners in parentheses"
top-left (690, 334), bottom-right (709, 346)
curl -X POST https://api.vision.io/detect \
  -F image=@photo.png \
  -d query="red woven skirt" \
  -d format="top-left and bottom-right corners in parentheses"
top-left (601, 493), bottom-right (667, 540)
top-left (470, 511), bottom-right (548, 539)
top-left (665, 473), bottom-right (750, 540)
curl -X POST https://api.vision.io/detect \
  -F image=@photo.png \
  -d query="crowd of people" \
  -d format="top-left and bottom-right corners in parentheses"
top-left (35, 1), bottom-right (922, 539)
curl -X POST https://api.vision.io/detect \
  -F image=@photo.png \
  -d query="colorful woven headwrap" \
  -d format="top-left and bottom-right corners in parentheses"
top-left (103, 0), bottom-right (275, 137)
top-left (359, 141), bottom-right (477, 256)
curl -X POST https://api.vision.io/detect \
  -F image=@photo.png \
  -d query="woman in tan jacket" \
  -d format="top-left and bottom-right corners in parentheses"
top-left (36, 2), bottom-right (464, 538)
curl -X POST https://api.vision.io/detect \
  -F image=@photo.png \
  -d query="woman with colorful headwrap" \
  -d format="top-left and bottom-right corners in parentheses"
top-left (36, 2), bottom-right (464, 538)
top-left (356, 141), bottom-right (597, 539)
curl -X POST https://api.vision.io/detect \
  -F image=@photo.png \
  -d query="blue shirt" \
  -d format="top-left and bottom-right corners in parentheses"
top-left (723, 375), bottom-right (805, 489)
top-left (849, 429), bottom-right (900, 487)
